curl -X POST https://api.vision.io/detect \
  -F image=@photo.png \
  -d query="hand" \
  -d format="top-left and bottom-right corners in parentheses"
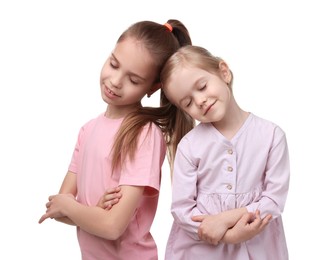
top-left (96, 187), bottom-right (122, 210)
top-left (191, 214), bottom-right (229, 245)
top-left (38, 193), bottom-right (76, 224)
top-left (222, 210), bottom-right (272, 244)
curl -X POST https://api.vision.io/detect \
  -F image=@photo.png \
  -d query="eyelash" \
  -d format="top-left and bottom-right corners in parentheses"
top-left (186, 100), bottom-right (192, 107)
top-left (199, 85), bottom-right (206, 91)
top-left (186, 84), bottom-right (206, 107)
top-left (130, 79), bottom-right (139, 85)
top-left (185, 85), bottom-right (207, 107)
top-left (110, 60), bottom-right (139, 85)
top-left (110, 61), bottom-right (118, 69)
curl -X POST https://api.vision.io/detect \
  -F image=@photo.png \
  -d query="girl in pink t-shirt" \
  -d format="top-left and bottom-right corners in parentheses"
top-left (38, 20), bottom-right (195, 260)
top-left (159, 45), bottom-right (290, 260)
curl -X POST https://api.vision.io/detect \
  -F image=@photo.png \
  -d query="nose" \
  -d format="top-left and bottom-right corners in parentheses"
top-left (195, 94), bottom-right (207, 108)
top-left (109, 73), bottom-right (123, 89)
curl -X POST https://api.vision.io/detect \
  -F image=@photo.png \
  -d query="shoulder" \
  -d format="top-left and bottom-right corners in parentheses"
top-left (142, 122), bottom-right (163, 138)
top-left (250, 113), bottom-right (286, 135)
top-left (183, 122), bottom-right (212, 138)
top-left (77, 114), bottom-right (110, 139)
top-left (139, 122), bottom-right (166, 147)
top-left (81, 113), bottom-right (103, 128)
top-left (249, 114), bottom-right (287, 147)
top-left (179, 122), bottom-right (214, 148)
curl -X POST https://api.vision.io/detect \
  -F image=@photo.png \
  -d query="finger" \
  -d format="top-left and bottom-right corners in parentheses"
top-left (191, 215), bottom-right (206, 222)
top-left (205, 235), bottom-right (218, 246)
top-left (197, 227), bottom-right (203, 240)
top-left (105, 193), bottom-right (121, 201)
top-left (255, 210), bottom-right (261, 219)
top-left (38, 213), bottom-right (49, 224)
top-left (46, 201), bottom-right (52, 208)
top-left (261, 214), bottom-right (272, 226)
top-left (105, 186), bottom-right (121, 194)
top-left (48, 195), bottom-right (56, 201)
top-left (254, 215), bottom-right (271, 232)
top-left (239, 212), bottom-right (254, 224)
top-left (105, 187), bottom-right (116, 193)
top-left (105, 198), bottom-right (119, 208)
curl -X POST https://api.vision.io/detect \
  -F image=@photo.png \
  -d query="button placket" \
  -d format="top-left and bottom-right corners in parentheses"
top-left (225, 146), bottom-right (235, 192)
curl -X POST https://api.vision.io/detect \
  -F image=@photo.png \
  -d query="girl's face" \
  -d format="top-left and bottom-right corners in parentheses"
top-left (164, 64), bottom-right (232, 123)
top-left (100, 37), bottom-right (158, 117)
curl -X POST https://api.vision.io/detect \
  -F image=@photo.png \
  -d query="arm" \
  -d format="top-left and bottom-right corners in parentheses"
top-left (191, 209), bottom-right (272, 245)
top-left (170, 145), bottom-right (203, 240)
top-left (54, 171), bottom-right (77, 225)
top-left (221, 210), bottom-right (272, 244)
top-left (39, 185), bottom-right (144, 240)
top-left (191, 207), bottom-right (248, 245)
top-left (246, 129), bottom-right (290, 219)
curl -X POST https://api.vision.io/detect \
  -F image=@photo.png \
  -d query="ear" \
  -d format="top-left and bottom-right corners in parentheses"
top-left (218, 61), bottom-right (232, 84)
top-left (147, 82), bottom-right (162, 97)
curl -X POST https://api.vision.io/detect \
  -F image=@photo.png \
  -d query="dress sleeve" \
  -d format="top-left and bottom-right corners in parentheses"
top-left (119, 123), bottom-right (166, 192)
top-left (246, 127), bottom-right (290, 219)
top-left (171, 139), bottom-right (202, 240)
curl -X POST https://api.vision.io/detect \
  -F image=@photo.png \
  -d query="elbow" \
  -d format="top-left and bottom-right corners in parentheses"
top-left (102, 221), bottom-right (126, 240)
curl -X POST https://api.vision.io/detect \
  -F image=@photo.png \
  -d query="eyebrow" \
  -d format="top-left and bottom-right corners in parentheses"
top-left (111, 53), bottom-right (147, 82)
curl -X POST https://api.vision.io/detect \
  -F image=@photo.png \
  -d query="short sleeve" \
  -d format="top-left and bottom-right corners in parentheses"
top-left (68, 126), bottom-right (85, 174)
top-left (119, 123), bottom-right (166, 192)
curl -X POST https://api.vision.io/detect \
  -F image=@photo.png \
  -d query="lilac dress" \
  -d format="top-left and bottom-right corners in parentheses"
top-left (165, 113), bottom-right (290, 260)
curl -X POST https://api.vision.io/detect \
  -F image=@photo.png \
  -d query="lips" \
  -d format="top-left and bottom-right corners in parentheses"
top-left (204, 101), bottom-right (216, 115)
top-left (105, 86), bottom-right (120, 98)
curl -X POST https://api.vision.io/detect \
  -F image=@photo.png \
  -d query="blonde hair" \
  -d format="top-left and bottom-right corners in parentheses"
top-left (161, 45), bottom-right (233, 91)
top-left (111, 20), bottom-right (195, 173)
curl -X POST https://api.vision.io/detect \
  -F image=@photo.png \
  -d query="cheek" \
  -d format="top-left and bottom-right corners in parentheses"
top-left (127, 85), bottom-right (149, 99)
top-left (100, 70), bottom-right (108, 84)
top-left (183, 107), bottom-right (197, 119)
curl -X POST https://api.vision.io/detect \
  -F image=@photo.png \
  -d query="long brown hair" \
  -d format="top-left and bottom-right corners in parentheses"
top-left (111, 20), bottom-right (195, 173)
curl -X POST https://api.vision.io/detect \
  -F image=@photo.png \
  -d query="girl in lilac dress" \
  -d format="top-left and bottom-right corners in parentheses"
top-left (160, 45), bottom-right (290, 260)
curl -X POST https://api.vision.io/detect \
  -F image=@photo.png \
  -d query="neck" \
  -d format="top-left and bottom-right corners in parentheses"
top-left (104, 102), bottom-right (142, 119)
top-left (212, 98), bottom-right (249, 140)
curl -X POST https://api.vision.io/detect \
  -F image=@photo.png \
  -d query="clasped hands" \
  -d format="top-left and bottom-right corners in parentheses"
top-left (38, 193), bottom-right (76, 224)
top-left (191, 210), bottom-right (272, 245)
top-left (39, 187), bottom-right (122, 224)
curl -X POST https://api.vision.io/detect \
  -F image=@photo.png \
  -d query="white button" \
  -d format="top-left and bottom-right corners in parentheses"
top-left (226, 184), bottom-right (232, 190)
top-left (227, 149), bottom-right (233, 154)
top-left (227, 166), bottom-right (233, 172)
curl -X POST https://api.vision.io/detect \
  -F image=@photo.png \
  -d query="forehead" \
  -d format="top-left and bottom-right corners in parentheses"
top-left (113, 38), bottom-right (157, 79)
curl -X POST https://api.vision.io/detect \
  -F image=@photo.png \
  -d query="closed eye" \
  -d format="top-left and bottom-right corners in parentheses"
top-left (185, 99), bottom-right (192, 107)
top-left (130, 78), bottom-right (139, 85)
top-left (110, 61), bottom-right (118, 69)
top-left (199, 84), bottom-right (206, 91)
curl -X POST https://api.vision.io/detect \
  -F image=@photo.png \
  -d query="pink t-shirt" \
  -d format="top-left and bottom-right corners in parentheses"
top-left (69, 113), bottom-right (166, 260)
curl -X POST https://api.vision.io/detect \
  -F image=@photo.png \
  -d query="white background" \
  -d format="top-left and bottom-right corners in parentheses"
top-left (1, 0), bottom-right (330, 259)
